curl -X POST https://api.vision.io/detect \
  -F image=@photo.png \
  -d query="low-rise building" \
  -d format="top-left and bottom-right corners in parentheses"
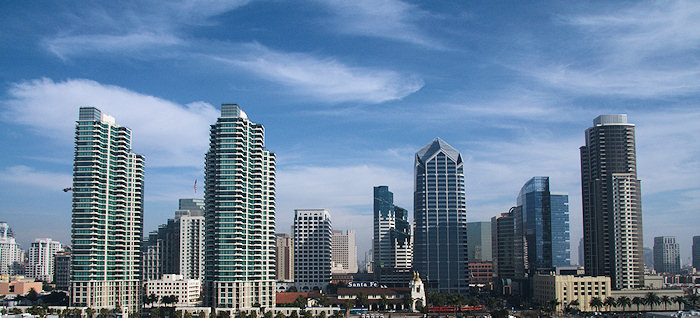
top-left (533, 274), bottom-right (611, 312)
top-left (0, 276), bottom-right (43, 295)
top-left (145, 274), bottom-right (201, 307)
top-left (468, 262), bottom-right (493, 286)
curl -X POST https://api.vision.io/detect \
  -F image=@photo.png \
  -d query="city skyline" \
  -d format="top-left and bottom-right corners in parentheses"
top-left (1, 1), bottom-right (699, 263)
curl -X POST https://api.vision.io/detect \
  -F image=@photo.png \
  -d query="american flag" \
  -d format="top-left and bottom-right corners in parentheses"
top-left (194, 179), bottom-right (197, 193)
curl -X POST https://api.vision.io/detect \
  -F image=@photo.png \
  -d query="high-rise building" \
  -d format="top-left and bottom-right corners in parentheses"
top-left (413, 138), bottom-right (468, 293)
top-left (693, 236), bottom-right (700, 272)
top-left (27, 238), bottom-right (63, 282)
top-left (491, 207), bottom-right (526, 282)
top-left (275, 233), bottom-right (294, 281)
top-left (517, 177), bottom-right (570, 273)
top-left (142, 198), bottom-right (205, 282)
top-left (0, 222), bottom-right (22, 276)
top-left (578, 238), bottom-right (585, 267)
top-left (373, 186), bottom-right (412, 284)
top-left (204, 104), bottom-right (276, 309)
top-left (653, 236), bottom-right (680, 274)
top-left (293, 209), bottom-right (332, 291)
top-left (466, 222), bottom-right (492, 262)
top-left (54, 250), bottom-right (71, 291)
top-left (70, 107), bottom-right (144, 312)
top-left (580, 114), bottom-right (643, 289)
top-left (178, 200), bottom-right (205, 281)
top-left (331, 230), bottom-right (358, 274)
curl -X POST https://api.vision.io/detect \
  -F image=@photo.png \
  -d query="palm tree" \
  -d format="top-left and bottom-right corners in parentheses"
top-left (275, 313), bottom-right (286, 318)
top-left (355, 293), bottom-right (368, 309)
top-left (661, 295), bottom-right (671, 311)
top-left (617, 296), bottom-right (631, 312)
top-left (590, 297), bottom-right (603, 312)
top-left (379, 294), bottom-right (389, 311)
top-left (342, 300), bottom-right (354, 318)
top-left (547, 299), bottom-right (560, 313)
top-left (99, 308), bottom-right (109, 317)
top-left (86, 307), bottom-right (96, 318)
top-left (687, 293), bottom-right (699, 310)
top-left (632, 297), bottom-right (643, 312)
top-left (645, 292), bottom-right (660, 312)
top-left (604, 297), bottom-right (616, 312)
top-left (402, 293), bottom-right (413, 311)
top-left (567, 299), bottom-right (580, 314)
top-left (152, 307), bottom-right (161, 318)
top-left (674, 296), bottom-right (686, 311)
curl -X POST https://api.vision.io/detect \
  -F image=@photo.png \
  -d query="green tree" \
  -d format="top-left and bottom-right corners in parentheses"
top-left (645, 292), bottom-right (660, 311)
top-left (674, 296), bottom-right (686, 310)
top-left (355, 293), bottom-right (368, 308)
top-left (319, 311), bottom-right (327, 318)
top-left (590, 297), bottom-right (603, 312)
top-left (342, 300), bottom-right (353, 318)
top-left (176, 310), bottom-right (183, 318)
top-left (617, 296), bottom-right (631, 312)
top-left (86, 307), bottom-right (96, 318)
top-left (152, 307), bottom-right (161, 318)
top-left (301, 310), bottom-right (312, 318)
top-left (293, 295), bottom-right (307, 309)
top-left (604, 297), bottom-right (616, 312)
top-left (332, 311), bottom-right (344, 318)
top-left (27, 288), bottom-right (39, 304)
top-left (264, 310), bottom-right (273, 318)
top-left (185, 311), bottom-right (194, 318)
top-left (379, 294), bottom-right (389, 311)
top-left (485, 297), bottom-right (498, 309)
top-left (290, 311), bottom-right (299, 318)
top-left (10, 308), bottom-right (23, 314)
top-left (632, 297), bottom-right (643, 312)
top-left (220, 311), bottom-right (231, 318)
top-left (661, 295), bottom-right (671, 311)
top-left (240, 311), bottom-right (248, 318)
top-left (567, 299), bottom-right (580, 314)
top-left (99, 308), bottom-right (109, 317)
top-left (402, 293), bottom-right (413, 311)
top-left (318, 295), bottom-right (329, 307)
top-left (275, 312), bottom-right (286, 318)
top-left (687, 293), bottom-right (699, 309)
top-left (547, 299), bottom-right (560, 313)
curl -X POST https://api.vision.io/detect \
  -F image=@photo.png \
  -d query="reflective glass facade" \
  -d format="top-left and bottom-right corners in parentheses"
top-left (517, 177), bottom-right (570, 273)
top-left (413, 138), bottom-right (468, 294)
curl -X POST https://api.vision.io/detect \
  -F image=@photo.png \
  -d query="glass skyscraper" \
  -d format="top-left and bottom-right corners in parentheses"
top-left (204, 104), bottom-right (276, 309)
top-left (413, 138), bottom-right (468, 294)
top-left (516, 177), bottom-right (570, 273)
top-left (70, 107), bottom-right (144, 313)
top-left (373, 186), bottom-right (412, 285)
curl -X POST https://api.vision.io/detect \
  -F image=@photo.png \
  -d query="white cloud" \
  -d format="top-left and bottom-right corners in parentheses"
top-left (42, 0), bottom-right (250, 59)
top-left (3, 78), bottom-right (219, 168)
top-left (46, 32), bottom-right (183, 60)
top-left (212, 43), bottom-right (424, 103)
top-left (0, 165), bottom-right (72, 191)
top-left (315, 0), bottom-right (444, 49)
top-left (518, 1), bottom-right (700, 98)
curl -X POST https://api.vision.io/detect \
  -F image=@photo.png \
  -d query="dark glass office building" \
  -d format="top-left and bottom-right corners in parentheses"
top-left (516, 177), bottom-right (570, 273)
top-left (413, 138), bottom-right (468, 294)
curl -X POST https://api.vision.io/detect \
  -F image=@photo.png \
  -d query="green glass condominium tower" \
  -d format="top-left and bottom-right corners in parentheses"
top-left (70, 107), bottom-right (144, 313)
top-left (204, 104), bottom-right (276, 309)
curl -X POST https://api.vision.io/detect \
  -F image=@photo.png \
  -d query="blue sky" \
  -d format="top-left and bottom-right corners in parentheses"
top-left (1, 0), bottom-right (699, 264)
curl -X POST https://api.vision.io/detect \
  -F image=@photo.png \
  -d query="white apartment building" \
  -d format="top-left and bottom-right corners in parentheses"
top-left (331, 230), bottom-right (358, 274)
top-left (179, 214), bottom-right (205, 281)
top-left (293, 209), bottom-right (332, 291)
top-left (27, 238), bottom-right (63, 282)
top-left (146, 274), bottom-right (201, 307)
top-left (0, 222), bottom-right (23, 276)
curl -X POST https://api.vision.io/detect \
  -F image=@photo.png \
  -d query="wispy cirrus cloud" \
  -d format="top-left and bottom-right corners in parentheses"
top-left (313, 0), bottom-right (444, 49)
top-left (517, 0), bottom-right (700, 98)
top-left (0, 165), bottom-right (72, 191)
top-left (211, 43), bottom-right (424, 103)
top-left (42, 0), bottom-right (250, 59)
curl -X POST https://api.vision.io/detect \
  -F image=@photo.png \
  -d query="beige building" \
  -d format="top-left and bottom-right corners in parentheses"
top-left (533, 274), bottom-right (611, 312)
top-left (145, 274), bottom-right (201, 307)
top-left (275, 233), bottom-right (294, 281)
top-left (0, 276), bottom-right (43, 295)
